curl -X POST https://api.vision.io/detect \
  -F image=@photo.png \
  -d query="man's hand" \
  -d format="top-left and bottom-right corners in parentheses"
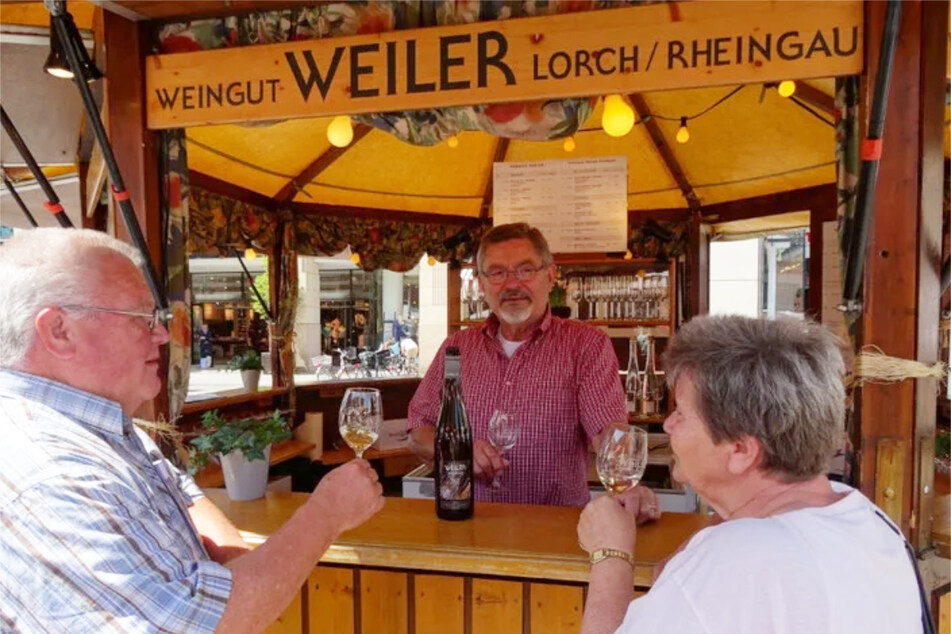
top-left (308, 459), bottom-right (384, 534)
top-left (578, 494), bottom-right (636, 555)
top-left (616, 485), bottom-right (662, 525)
top-left (473, 439), bottom-right (507, 480)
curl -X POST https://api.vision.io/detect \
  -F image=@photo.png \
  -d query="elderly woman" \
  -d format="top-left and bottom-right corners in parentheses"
top-left (577, 315), bottom-right (927, 634)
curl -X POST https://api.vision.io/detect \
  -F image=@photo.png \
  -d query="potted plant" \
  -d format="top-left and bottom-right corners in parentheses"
top-left (189, 409), bottom-right (292, 501)
top-left (229, 349), bottom-right (263, 391)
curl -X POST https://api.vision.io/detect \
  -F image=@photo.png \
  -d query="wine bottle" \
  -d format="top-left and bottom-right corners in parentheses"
top-left (636, 335), bottom-right (664, 419)
top-left (624, 337), bottom-right (640, 414)
top-left (434, 346), bottom-right (473, 520)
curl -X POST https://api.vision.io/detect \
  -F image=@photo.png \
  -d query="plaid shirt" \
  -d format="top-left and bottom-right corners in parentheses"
top-left (0, 370), bottom-right (232, 633)
top-left (408, 309), bottom-right (625, 507)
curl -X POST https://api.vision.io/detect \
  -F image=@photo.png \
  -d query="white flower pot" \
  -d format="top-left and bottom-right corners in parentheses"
top-left (219, 445), bottom-right (271, 501)
top-left (241, 369), bottom-right (261, 391)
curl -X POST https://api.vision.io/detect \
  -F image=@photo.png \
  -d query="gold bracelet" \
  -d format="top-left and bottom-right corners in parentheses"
top-left (589, 548), bottom-right (635, 569)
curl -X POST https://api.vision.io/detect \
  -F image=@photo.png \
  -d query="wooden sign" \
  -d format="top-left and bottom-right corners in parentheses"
top-left (493, 157), bottom-right (628, 254)
top-left (145, 1), bottom-right (863, 129)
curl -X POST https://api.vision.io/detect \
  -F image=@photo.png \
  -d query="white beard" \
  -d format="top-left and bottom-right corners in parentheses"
top-left (497, 302), bottom-right (533, 325)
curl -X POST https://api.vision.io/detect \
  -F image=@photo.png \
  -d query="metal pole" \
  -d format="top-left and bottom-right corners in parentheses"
top-left (235, 253), bottom-right (273, 321)
top-left (1, 171), bottom-right (39, 227)
top-left (47, 4), bottom-right (167, 312)
top-left (0, 107), bottom-right (73, 228)
top-left (841, 0), bottom-right (902, 309)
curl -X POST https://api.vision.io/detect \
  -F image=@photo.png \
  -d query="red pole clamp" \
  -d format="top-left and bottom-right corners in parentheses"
top-left (860, 138), bottom-right (883, 161)
top-left (111, 184), bottom-right (131, 202)
top-left (42, 201), bottom-right (64, 214)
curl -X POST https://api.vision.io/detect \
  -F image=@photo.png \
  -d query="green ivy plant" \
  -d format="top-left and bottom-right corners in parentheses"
top-left (228, 349), bottom-right (263, 371)
top-left (188, 409), bottom-right (291, 473)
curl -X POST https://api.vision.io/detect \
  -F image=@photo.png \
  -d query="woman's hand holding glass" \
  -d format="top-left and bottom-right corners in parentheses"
top-left (596, 426), bottom-right (648, 496)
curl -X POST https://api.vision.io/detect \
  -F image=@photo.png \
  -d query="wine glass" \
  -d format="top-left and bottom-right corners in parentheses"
top-left (596, 426), bottom-right (648, 495)
top-left (338, 387), bottom-right (382, 459)
top-left (487, 410), bottom-right (520, 489)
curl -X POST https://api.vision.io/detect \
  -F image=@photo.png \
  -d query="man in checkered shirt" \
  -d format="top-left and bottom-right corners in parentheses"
top-left (0, 229), bottom-right (384, 632)
top-left (408, 223), bottom-right (661, 515)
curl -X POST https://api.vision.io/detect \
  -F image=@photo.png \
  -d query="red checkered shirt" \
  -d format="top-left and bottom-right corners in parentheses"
top-left (408, 308), bottom-right (625, 507)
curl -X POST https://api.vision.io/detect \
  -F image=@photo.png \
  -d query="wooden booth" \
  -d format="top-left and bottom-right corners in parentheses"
top-left (2, 0), bottom-right (947, 632)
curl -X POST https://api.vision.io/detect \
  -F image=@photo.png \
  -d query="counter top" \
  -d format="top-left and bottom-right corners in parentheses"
top-left (204, 489), bottom-right (710, 586)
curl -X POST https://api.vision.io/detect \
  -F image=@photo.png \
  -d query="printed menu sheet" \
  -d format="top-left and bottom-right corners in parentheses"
top-left (493, 156), bottom-right (628, 253)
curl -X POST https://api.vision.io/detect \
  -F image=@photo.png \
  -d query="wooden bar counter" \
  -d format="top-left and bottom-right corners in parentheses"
top-left (205, 490), bottom-right (711, 634)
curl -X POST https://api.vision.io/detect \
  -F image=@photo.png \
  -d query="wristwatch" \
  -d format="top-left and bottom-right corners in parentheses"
top-left (589, 548), bottom-right (635, 568)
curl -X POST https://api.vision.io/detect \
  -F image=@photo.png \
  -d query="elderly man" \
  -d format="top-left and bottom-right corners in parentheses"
top-left (0, 228), bottom-right (384, 633)
top-left (578, 315), bottom-right (926, 634)
top-left (408, 222), bottom-right (660, 516)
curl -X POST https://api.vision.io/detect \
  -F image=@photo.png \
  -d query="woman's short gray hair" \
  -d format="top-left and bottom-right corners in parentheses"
top-left (663, 315), bottom-right (846, 480)
top-left (0, 228), bottom-right (142, 369)
top-left (476, 222), bottom-right (553, 271)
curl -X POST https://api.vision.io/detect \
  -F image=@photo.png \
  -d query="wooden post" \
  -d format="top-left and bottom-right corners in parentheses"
top-left (103, 10), bottom-right (167, 422)
top-left (854, 0), bottom-right (945, 541)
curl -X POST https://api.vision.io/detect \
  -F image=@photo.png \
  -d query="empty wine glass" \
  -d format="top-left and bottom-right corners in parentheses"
top-left (487, 410), bottom-right (520, 489)
top-left (596, 426), bottom-right (648, 495)
top-left (338, 387), bottom-right (382, 459)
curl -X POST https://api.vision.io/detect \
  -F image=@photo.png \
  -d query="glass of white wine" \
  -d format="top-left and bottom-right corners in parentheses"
top-left (596, 426), bottom-right (648, 495)
top-left (338, 387), bottom-right (382, 459)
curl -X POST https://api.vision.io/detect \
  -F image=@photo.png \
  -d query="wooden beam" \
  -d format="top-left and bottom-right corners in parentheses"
top-left (912, 0), bottom-right (947, 551)
top-left (292, 201), bottom-right (482, 227)
top-left (855, 0), bottom-right (943, 541)
top-left (793, 82), bottom-right (835, 117)
top-left (628, 94), bottom-right (700, 209)
top-left (480, 137), bottom-right (510, 220)
top-left (698, 184), bottom-right (836, 224)
top-left (190, 171), bottom-right (278, 210)
top-left (102, 9), bottom-right (165, 421)
top-left (192, 170), bottom-right (481, 226)
top-left (274, 123), bottom-right (372, 203)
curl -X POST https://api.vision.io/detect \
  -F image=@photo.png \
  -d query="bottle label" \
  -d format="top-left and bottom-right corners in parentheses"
top-left (439, 461), bottom-right (471, 505)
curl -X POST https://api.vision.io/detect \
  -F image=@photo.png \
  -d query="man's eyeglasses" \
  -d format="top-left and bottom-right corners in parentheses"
top-left (60, 305), bottom-right (171, 331)
top-left (479, 264), bottom-right (547, 285)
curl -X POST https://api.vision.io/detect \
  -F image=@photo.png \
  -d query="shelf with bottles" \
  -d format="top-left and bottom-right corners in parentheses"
top-left (448, 255), bottom-right (677, 333)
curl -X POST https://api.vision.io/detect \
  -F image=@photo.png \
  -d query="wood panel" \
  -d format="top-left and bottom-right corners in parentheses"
top-left (472, 579), bottom-right (522, 634)
top-left (361, 570), bottom-right (408, 634)
top-left (263, 588), bottom-right (302, 634)
top-left (529, 584), bottom-right (583, 634)
top-left (415, 574), bottom-right (465, 634)
top-left (308, 566), bottom-right (355, 634)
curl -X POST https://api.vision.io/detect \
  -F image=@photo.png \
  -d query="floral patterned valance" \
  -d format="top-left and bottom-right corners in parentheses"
top-left (188, 187), bottom-right (285, 255)
top-left (189, 185), bottom-right (484, 271)
top-left (156, 1), bottom-right (659, 145)
top-left (628, 218), bottom-right (689, 260)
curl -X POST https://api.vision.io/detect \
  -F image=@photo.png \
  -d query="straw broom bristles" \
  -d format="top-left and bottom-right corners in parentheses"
top-left (848, 345), bottom-right (947, 387)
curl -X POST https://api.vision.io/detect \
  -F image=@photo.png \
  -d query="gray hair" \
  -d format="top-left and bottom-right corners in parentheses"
top-left (476, 222), bottom-right (553, 271)
top-left (663, 315), bottom-right (846, 480)
top-left (0, 228), bottom-right (142, 368)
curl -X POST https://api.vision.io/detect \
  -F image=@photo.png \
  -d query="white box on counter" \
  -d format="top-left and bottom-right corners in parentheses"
top-left (402, 464), bottom-right (435, 499)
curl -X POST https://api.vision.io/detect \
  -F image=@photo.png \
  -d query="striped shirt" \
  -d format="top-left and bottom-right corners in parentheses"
top-left (0, 370), bottom-right (232, 633)
top-left (408, 309), bottom-right (626, 507)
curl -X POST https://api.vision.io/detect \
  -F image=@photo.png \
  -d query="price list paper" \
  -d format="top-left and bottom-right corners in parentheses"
top-left (493, 157), bottom-right (628, 254)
